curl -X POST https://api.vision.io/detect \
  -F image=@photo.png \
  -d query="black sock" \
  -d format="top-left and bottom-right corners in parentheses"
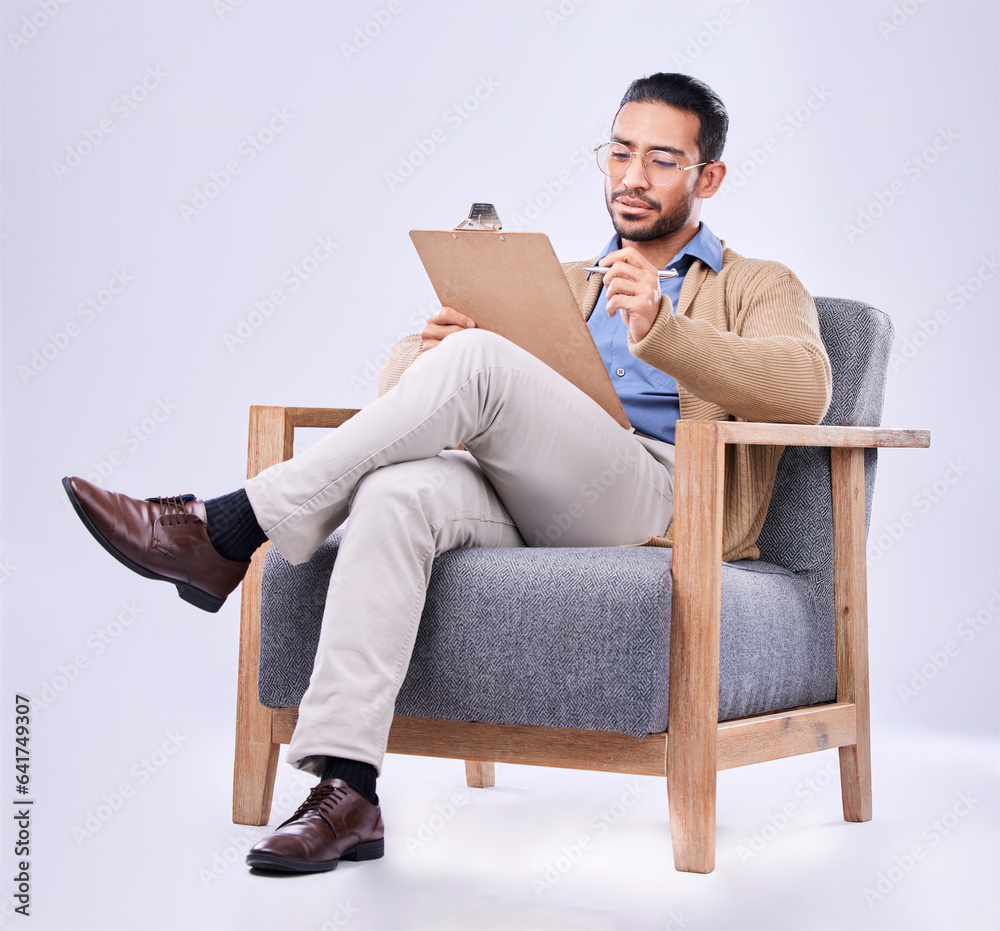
top-left (321, 756), bottom-right (378, 806)
top-left (204, 489), bottom-right (268, 562)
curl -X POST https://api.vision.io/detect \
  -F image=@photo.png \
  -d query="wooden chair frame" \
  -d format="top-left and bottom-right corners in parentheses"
top-left (232, 404), bottom-right (929, 873)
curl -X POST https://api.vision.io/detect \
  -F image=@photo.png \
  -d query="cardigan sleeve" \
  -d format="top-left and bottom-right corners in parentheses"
top-left (629, 262), bottom-right (832, 424)
top-left (377, 334), bottom-right (423, 397)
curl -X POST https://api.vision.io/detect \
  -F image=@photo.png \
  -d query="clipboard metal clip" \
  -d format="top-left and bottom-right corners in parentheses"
top-left (454, 202), bottom-right (502, 231)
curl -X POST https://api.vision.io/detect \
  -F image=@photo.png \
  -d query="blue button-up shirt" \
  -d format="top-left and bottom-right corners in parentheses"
top-left (586, 223), bottom-right (724, 444)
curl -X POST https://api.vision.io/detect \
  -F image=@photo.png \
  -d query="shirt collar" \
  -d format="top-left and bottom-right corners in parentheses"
top-left (588, 222), bottom-right (724, 279)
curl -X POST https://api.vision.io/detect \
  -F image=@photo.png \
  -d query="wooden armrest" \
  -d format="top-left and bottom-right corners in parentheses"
top-left (284, 407), bottom-right (361, 429)
top-left (246, 405), bottom-right (361, 479)
top-left (713, 422), bottom-right (930, 449)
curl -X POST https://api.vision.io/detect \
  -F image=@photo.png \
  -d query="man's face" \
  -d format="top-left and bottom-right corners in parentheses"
top-left (604, 101), bottom-right (705, 244)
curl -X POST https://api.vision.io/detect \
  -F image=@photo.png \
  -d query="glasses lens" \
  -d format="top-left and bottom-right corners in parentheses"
top-left (596, 143), bottom-right (632, 177)
top-left (643, 151), bottom-right (679, 185)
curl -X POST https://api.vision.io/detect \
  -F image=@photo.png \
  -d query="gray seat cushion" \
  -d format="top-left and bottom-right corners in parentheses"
top-left (256, 296), bottom-right (893, 736)
top-left (259, 537), bottom-right (833, 736)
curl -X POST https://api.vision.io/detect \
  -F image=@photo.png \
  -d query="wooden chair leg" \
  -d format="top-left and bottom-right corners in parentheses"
top-left (233, 706), bottom-right (280, 825)
top-left (667, 421), bottom-right (724, 873)
top-left (839, 744), bottom-right (871, 822)
top-left (831, 447), bottom-right (873, 822)
top-left (464, 760), bottom-right (495, 788)
top-left (667, 769), bottom-right (716, 873)
top-left (233, 534), bottom-right (282, 824)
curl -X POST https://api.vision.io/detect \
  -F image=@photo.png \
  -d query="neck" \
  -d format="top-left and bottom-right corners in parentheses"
top-left (622, 218), bottom-right (702, 269)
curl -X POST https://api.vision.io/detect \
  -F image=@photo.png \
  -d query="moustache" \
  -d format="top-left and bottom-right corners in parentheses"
top-left (611, 189), bottom-right (660, 211)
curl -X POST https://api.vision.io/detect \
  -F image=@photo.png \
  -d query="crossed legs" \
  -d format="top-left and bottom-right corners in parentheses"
top-left (64, 327), bottom-right (677, 871)
top-left (245, 329), bottom-right (677, 774)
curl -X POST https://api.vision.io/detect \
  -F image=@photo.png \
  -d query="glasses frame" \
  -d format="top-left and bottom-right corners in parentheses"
top-left (594, 142), bottom-right (709, 187)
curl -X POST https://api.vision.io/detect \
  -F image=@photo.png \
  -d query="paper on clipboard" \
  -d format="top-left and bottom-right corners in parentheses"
top-left (409, 225), bottom-right (630, 430)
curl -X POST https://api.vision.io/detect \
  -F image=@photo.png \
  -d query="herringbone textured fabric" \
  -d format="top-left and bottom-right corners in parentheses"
top-left (258, 297), bottom-right (893, 736)
top-left (260, 541), bottom-right (828, 734)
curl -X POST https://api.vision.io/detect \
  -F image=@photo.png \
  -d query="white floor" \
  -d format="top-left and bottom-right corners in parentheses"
top-left (10, 725), bottom-right (997, 931)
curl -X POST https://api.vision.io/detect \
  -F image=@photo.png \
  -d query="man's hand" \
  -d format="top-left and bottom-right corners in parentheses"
top-left (420, 306), bottom-right (476, 351)
top-left (600, 247), bottom-right (663, 343)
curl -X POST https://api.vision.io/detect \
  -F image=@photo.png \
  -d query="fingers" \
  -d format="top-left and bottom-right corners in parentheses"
top-left (605, 265), bottom-right (660, 307)
top-left (606, 290), bottom-right (659, 321)
top-left (600, 248), bottom-right (657, 293)
top-left (420, 306), bottom-right (475, 351)
top-left (600, 246), bottom-right (656, 273)
top-left (432, 305), bottom-right (476, 329)
top-left (605, 271), bottom-right (652, 299)
top-left (603, 262), bottom-right (661, 343)
top-left (598, 249), bottom-right (663, 342)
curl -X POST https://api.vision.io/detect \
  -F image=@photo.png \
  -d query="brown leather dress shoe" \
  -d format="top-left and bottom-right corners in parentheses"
top-left (246, 779), bottom-right (385, 872)
top-left (62, 476), bottom-right (250, 613)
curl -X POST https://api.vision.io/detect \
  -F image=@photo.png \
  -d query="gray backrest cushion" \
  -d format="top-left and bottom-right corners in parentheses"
top-left (756, 298), bottom-right (893, 575)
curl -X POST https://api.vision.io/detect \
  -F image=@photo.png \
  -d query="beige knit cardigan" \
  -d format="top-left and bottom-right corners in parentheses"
top-left (377, 244), bottom-right (832, 561)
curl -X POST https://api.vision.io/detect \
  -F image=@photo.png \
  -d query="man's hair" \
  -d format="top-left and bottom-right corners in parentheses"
top-left (618, 73), bottom-right (729, 164)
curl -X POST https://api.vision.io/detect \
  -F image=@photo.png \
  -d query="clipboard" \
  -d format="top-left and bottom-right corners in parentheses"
top-left (409, 227), bottom-right (631, 430)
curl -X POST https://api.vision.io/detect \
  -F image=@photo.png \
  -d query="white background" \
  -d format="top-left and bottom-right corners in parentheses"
top-left (1, 1), bottom-right (997, 929)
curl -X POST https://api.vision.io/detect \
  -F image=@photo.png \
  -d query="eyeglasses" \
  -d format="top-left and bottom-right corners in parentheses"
top-left (594, 142), bottom-right (708, 186)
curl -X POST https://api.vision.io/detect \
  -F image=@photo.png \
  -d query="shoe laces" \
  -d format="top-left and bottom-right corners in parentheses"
top-left (145, 494), bottom-right (198, 526)
top-left (288, 782), bottom-right (348, 822)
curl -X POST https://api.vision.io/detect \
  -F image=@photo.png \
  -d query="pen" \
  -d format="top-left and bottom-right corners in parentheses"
top-left (584, 265), bottom-right (679, 280)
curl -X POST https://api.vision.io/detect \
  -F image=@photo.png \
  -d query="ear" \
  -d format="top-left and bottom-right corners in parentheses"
top-left (696, 161), bottom-right (727, 199)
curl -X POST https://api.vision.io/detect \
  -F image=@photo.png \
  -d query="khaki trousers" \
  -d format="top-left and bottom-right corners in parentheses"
top-left (244, 329), bottom-right (675, 775)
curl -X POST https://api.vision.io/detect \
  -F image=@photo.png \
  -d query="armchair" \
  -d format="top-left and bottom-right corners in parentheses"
top-left (232, 297), bottom-right (929, 873)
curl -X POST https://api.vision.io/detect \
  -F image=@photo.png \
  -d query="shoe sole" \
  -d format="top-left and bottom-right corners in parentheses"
top-left (62, 476), bottom-right (226, 613)
top-left (246, 837), bottom-right (384, 873)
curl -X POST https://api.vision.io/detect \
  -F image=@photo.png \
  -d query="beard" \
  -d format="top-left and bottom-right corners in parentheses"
top-left (605, 184), bottom-right (695, 243)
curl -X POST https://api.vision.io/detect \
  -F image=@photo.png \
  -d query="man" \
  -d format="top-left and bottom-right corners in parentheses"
top-left (63, 73), bottom-right (831, 874)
